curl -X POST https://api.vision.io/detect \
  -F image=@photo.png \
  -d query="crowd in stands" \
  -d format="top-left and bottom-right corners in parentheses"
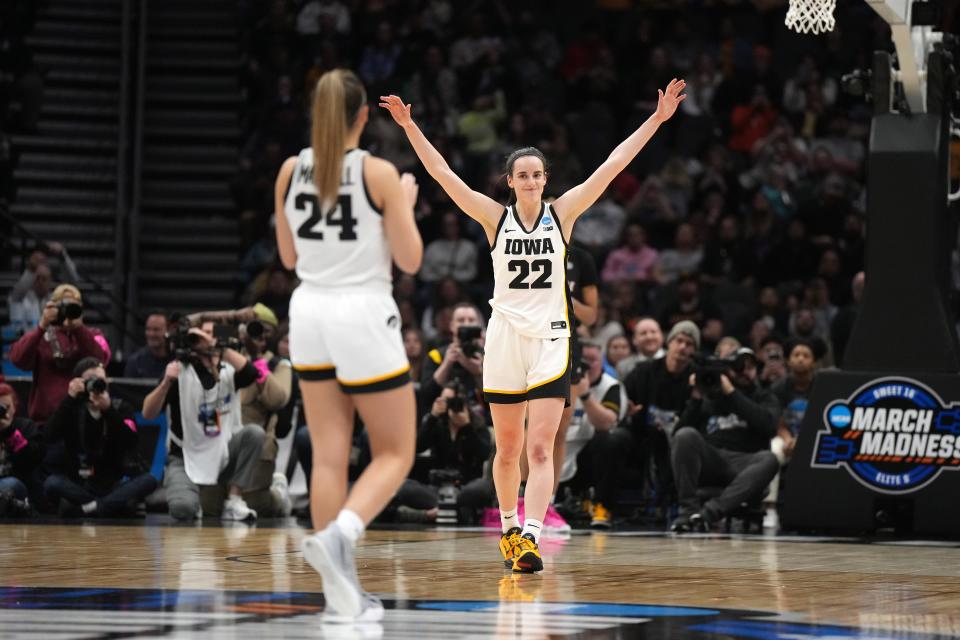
top-left (3, 1), bottom-right (960, 532)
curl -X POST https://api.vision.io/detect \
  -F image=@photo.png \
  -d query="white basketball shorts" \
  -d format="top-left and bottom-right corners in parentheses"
top-left (482, 312), bottom-right (570, 404)
top-left (288, 284), bottom-right (410, 393)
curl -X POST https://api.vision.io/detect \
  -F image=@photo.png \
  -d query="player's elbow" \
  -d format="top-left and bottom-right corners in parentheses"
top-left (394, 243), bottom-right (423, 274)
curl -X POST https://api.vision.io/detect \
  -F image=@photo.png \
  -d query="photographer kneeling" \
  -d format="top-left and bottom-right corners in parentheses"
top-left (670, 346), bottom-right (780, 532)
top-left (141, 323), bottom-right (262, 521)
top-left (43, 358), bottom-right (157, 517)
top-left (394, 383), bottom-right (492, 523)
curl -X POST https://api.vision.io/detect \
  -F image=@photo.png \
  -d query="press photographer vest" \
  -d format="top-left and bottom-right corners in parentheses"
top-left (174, 362), bottom-right (243, 485)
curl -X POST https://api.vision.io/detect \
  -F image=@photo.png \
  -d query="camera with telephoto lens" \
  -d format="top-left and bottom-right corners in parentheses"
top-left (693, 354), bottom-right (738, 396)
top-left (245, 320), bottom-right (265, 340)
top-left (168, 318), bottom-right (204, 362)
top-left (56, 301), bottom-right (83, 324)
top-left (457, 325), bottom-right (484, 358)
top-left (429, 468), bottom-right (462, 525)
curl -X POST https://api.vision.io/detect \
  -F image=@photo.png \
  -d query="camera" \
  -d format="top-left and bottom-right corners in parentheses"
top-left (445, 380), bottom-right (467, 413)
top-left (571, 358), bottom-right (590, 384)
top-left (428, 468), bottom-right (462, 525)
top-left (168, 318), bottom-right (203, 362)
top-left (246, 320), bottom-right (265, 340)
top-left (78, 453), bottom-right (95, 480)
top-left (56, 301), bottom-right (83, 324)
top-left (693, 354), bottom-right (737, 395)
top-left (213, 323), bottom-right (242, 350)
top-left (84, 377), bottom-right (107, 395)
top-left (457, 325), bottom-right (483, 358)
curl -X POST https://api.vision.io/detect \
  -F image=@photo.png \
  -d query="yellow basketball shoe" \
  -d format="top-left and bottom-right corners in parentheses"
top-left (499, 527), bottom-right (522, 568)
top-left (511, 533), bottom-right (543, 573)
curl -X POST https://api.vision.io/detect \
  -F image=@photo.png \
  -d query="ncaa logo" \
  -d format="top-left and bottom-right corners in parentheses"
top-left (813, 377), bottom-right (960, 494)
top-left (542, 215), bottom-right (553, 225)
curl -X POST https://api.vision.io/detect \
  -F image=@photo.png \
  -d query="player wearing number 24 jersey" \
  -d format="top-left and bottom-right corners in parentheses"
top-left (274, 69), bottom-right (422, 623)
top-left (381, 78), bottom-right (686, 572)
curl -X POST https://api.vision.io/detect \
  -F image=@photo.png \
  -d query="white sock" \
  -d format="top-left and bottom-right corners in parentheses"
top-left (81, 501), bottom-right (97, 514)
top-left (521, 518), bottom-right (543, 543)
top-left (500, 508), bottom-right (520, 533)
top-left (334, 509), bottom-right (365, 545)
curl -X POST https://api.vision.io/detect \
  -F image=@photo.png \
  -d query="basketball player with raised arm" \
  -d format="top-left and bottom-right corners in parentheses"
top-left (275, 69), bottom-right (422, 622)
top-left (381, 78), bottom-right (685, 572)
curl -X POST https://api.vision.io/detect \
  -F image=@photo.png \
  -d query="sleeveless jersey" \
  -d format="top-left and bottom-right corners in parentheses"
top-left (283, 147), bottom-right (392, 294)
top-left (489, 202), bottom-right (571, 339)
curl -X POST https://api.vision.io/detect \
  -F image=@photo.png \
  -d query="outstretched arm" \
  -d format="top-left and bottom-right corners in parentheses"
top-left (553, 79), bottom-right (686, 230)
top-left (379, 95), bottom-right (504, 241)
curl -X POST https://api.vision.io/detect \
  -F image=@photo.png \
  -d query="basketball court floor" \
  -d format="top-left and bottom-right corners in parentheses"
top-left (2, 520), bottom-right (959, 639)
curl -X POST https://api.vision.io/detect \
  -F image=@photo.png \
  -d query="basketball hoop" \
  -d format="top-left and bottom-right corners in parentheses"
top-left (785, 0), bottom-right (837, 34)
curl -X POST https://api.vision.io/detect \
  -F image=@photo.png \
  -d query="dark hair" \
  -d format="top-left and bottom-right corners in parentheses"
top-left (503, 147), bottom-right (548, 204)
top-left (785, 336), bottom-right (826, 362)
top-left (73, 357), bottom-right (103, 378)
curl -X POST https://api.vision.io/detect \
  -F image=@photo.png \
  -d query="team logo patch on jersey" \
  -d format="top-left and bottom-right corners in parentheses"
top-left (813, 377), bottom-right (960, 493)
top-left (551, 320), bottom-right (567, 330)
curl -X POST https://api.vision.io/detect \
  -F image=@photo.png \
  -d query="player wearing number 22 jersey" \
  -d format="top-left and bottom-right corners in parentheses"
top-left (381, 78), bottom-right (686, 574)
top-left (485, 202), bottom-right (572, 403)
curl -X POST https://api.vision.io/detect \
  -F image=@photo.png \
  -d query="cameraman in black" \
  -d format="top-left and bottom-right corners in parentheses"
top-left (420, 302), bottom-right (486, 419)
top-left (393, 382), bottom-right (492, 523)
top-left (670, 345), bottom-right (780, 532)
top-left (0, 382), bottom-right (44, 516)
top-left (43, 358), bottom-right (157, 517)
top-left (141, 321), bottom-right (262, 522)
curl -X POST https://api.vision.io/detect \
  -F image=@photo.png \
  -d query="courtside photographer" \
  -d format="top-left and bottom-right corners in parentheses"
top-left (142, 318), bottom-right (263, 522)
top-left (670, 344), bottom-right (780, 532)
top-left (8, 284), bottom-right (108, 426)
top-left (43, 358), bottom-right (156, 517)
top-left (420, 302), bottom-right (487, 415)
top-left (393, 381), bottom-right (492, 524)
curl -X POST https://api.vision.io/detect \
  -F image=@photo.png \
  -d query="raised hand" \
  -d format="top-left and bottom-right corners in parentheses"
top-left (654, 78), bottom-right (686, 123)
top-left (378, 95), bottom-right (413, 127)
top-left (400, 172), bottom-right (419, 208)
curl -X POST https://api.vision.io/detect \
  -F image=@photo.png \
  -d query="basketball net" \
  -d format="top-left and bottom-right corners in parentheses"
top-left (784, 0), bottom-right (837, 34)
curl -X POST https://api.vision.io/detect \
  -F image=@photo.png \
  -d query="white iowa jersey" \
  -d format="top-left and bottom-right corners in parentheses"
top-left (283, 147), bottom-right (392, 294)
top-left (489, 202), bottom-right (571, 339)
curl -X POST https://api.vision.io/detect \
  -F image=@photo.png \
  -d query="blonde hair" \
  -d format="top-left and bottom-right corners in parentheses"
top-left (311, 69), bottom-right (367, 207)
top-left (50, 284), bottom-right (82, 304)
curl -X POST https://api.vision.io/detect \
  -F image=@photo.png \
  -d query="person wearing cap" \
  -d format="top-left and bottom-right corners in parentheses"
top-left (239, 304), bottom-right (294, 517)
top-left (669, 338), bottom-right (781, 533)
top-left (123, 311), bottom-right (172, 380)
top-left (8, 284), bottom-right (107, 427)
top-left (585, 319), bottom-right (699, 528)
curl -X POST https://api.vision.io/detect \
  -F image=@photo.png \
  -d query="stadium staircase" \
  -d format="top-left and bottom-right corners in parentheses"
top-left (134, 0), bottom-right (242, 315)
top-left (6, 0), bottom-right (125, 335)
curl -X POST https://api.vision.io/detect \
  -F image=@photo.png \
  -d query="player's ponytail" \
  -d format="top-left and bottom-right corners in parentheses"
top-left (311, 69), bottom-right (367, 208)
